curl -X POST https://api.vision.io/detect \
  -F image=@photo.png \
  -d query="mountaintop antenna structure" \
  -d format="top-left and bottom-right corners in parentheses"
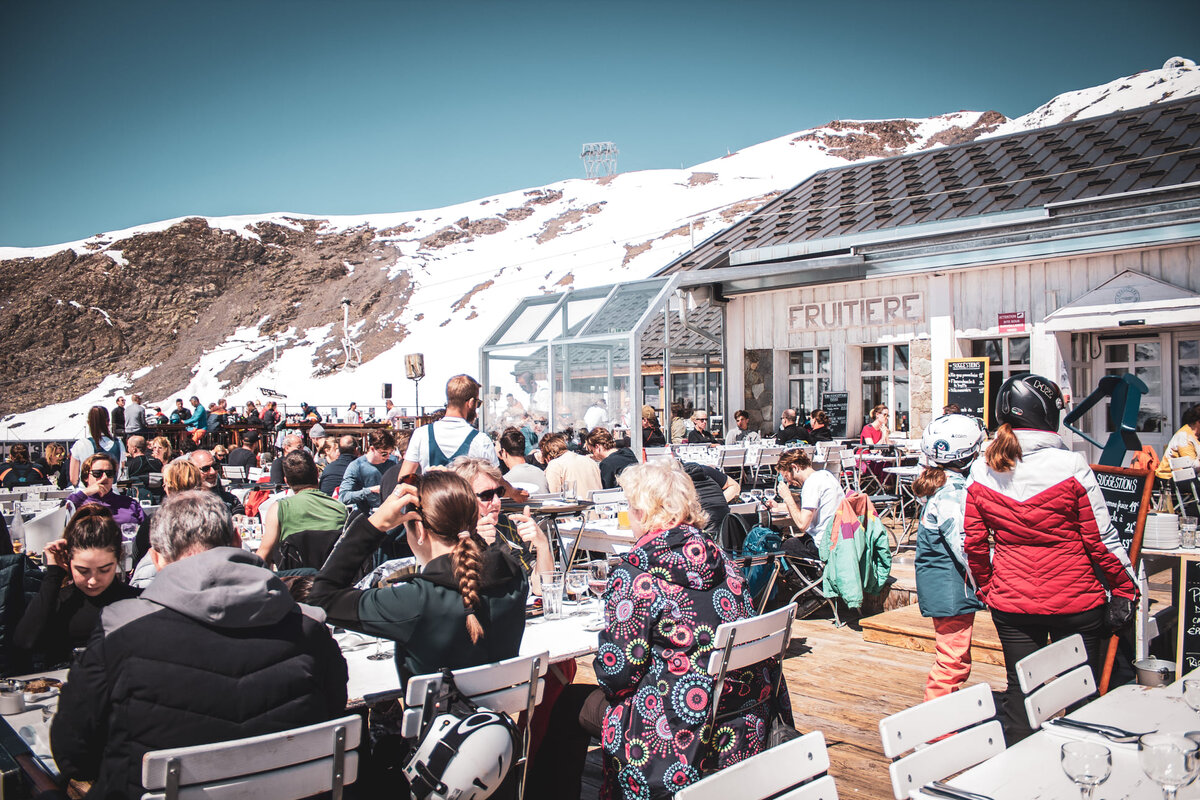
top-left (581, 142), bottom-right (618, 178)
top-left (340, 298), bottom-right (362, 370)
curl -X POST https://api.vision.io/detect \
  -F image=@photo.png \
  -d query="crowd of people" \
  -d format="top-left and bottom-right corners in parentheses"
top-left (2, 369), bottom-right (1188, 797)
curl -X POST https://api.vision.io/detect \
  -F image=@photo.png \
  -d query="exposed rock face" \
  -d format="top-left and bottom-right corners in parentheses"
top-left (0, 217), bottom-right (412, 416)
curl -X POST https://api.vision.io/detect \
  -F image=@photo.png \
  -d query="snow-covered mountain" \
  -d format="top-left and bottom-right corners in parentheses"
top-left (2, 58), bottom-right (1197, 440)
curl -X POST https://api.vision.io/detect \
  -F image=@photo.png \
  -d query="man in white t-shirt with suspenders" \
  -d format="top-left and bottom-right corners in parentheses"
top-left (400, 374), bottom-right (498, 476)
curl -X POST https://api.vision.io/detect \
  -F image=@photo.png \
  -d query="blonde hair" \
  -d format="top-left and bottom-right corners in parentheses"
top-left (447, 456), bottom-right (504, 488)
top-left (163, 460), bottom-right (203, 495)
top-left (617, 458), bottom-right (708, 533)
top-left (150, 436), bottom-right (173, 461)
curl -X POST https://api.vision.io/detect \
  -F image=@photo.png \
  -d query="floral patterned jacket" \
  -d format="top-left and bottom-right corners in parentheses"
top-left (595, 523), bottom-right (792, 799)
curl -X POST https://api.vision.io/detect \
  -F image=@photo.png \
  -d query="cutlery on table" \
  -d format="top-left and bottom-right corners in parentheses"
top-left (920, 781), bottom-right (996, 800)
top-left (1046, 717), bottom-right (1153, 744)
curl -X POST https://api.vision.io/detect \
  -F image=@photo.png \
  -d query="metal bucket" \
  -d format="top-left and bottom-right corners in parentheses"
top-left (1134, 658), bottom-right (1176, 687)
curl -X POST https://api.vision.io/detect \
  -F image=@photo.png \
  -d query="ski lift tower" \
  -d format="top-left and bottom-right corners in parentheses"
top-left (581, 142), bottom-right (619, 178)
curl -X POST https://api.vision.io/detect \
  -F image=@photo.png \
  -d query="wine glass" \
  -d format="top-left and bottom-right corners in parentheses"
top-left (1139, 733), bottom-right (1200, 799)
top-left (565, 570), bottom-right (589, 610)
top-left (367, 637), bottom-right (394, 662)
top-left (587, 559), bottom-right (609, 626)
top-left (1060, 741), bottom-right (1111, 800)
top-left (1183, 679), bottom-right (1200, 712)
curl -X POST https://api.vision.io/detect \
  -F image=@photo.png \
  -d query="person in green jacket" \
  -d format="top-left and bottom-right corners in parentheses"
top-left (913, 414), bottom-right (987, 701)
top-left (309, 469), bottom-right (528, 688)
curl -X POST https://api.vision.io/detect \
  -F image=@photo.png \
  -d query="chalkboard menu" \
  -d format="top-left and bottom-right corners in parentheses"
top-left (1092, 465), bottom-right (1153, 554)
top-left (945, 358), bottom-right (989, 425)
top-left (821, 391), bottom-right (848, 439)
top-left (1179, 558), bottom-right (1200, 674)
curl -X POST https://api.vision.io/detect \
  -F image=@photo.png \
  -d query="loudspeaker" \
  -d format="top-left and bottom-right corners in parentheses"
top-left (382, 383), bottom-right (392, 399)
top-left (404, 354), bottom-right (425, 380)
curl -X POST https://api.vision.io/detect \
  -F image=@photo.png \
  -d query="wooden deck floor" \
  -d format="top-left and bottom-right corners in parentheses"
top-left (572, 608), bottom-right (1009, 800)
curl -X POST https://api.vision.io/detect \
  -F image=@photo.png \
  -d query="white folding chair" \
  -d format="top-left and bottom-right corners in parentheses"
top-left (1015, 633), bottom-right (1095, 729)
top-left (878, 683), bottom-right (1004, 800)
top-left (1170, 457), bottom-right (1199, 512)
top-left (753, 446), bottom-right (783, 488)
top-left (21, 504), bottom-right (68, 555)
top-left (720, 447), bottom-right (747, 486)
top-left (222, 465), bottom-right (249, 483)
top-left (402, 652), bottom-right (549, 800)
top-left (643, 447), bottom-right (671, 461)
top-left (588, 488), bottom-right (626, 505)
top-left (140, 713), bottom-right (361, 800)
top-left (704, 606), bottom-right (795, 738)
top-left (674, 731), bottom-right (837, 800)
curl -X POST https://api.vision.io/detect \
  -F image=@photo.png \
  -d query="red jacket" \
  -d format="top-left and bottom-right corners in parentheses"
top-left (965, 430), bottom-right (1137, 615)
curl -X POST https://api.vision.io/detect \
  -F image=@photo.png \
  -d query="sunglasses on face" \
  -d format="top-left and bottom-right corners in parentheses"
top-left (89, 469), bottom-right (115, 478)
top-left (475, 487), bottom-right (504, 502)
top-left (198, 464), bottom-right (218, 473)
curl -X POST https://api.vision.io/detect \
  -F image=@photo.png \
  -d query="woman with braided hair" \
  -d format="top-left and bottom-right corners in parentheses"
top-left (310, 469), bottom-right (528, 687)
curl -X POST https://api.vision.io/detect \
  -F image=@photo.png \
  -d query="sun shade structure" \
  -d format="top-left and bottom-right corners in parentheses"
top-left (480, 276), bottom-right (725, 450)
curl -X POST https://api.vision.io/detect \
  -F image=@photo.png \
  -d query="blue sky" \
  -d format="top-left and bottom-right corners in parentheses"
top-left (2, 0), bottom-right (1196, 247)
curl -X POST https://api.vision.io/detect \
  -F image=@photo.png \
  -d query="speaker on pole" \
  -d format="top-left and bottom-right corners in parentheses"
top-left (382, 383), bottom-right (392, 400)
top-left (404, 354), bottom-right (426, 380)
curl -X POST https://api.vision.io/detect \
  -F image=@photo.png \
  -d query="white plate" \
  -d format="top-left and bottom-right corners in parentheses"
top-left (24, 687), bottom-right (59, 703)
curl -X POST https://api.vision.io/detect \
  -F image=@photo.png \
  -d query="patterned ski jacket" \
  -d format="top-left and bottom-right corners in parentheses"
top-left (595, 523), bottom-right (791, 800)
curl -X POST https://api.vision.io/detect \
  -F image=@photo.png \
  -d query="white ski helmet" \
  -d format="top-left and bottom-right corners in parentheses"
top-left (403, 709), bottom-right (515, 800)
top-left (921, 414), bottom-right (986, 468)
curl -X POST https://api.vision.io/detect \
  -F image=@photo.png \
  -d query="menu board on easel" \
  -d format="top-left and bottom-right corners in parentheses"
top-left (944, 358), bottom-right (989, 425)
top-left (1092, 465), bottom-right (1153, 555)
top-left (1178, 558), bottom-right (1200, 674)
top-left (821, 391), bottom-right (848, 439)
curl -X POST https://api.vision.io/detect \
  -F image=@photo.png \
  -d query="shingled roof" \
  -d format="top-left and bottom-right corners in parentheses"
top-left (657, 96), bottom-right (1200, 275)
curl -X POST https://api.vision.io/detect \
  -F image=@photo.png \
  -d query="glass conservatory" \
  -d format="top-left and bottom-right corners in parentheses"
top-left (480, 275), bottom-right (725, 452)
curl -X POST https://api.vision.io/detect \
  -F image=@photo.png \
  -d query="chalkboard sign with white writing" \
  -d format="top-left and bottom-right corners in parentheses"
top-left (1178, 558), bottom-right (1200, 674)
top-left (821, 391), bottom-right (848, 439)
top-left (945, 358), bottom-right (989, 425)
top-left (1092, 466), bottom-right (1153, 555)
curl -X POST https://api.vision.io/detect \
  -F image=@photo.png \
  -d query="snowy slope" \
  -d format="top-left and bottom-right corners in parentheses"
top-left (3, 58), bottom-right (1198, 441)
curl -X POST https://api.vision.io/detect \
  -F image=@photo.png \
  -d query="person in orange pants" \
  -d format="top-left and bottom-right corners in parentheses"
top-left (913, 414), bottom-right (987, 701)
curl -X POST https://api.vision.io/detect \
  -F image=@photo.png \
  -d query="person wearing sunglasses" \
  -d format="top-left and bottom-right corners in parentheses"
top-left (65, 452), bottom-right (146, 530)
top-left (188, 450), bottom-right (246, 516)
top-left (447, 457), bottom-right (553, 595)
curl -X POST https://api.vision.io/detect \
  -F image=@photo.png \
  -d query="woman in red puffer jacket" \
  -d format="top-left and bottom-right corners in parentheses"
top-left (965, 373), bottom-right (1137, 744)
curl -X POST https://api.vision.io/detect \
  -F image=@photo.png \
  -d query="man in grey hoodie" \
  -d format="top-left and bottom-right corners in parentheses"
top-left (51, 490), bottom-right (348, 800)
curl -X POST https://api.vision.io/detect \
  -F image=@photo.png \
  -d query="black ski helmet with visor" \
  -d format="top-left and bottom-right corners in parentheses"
top-left (996, 373), bottom-right (1065, 432)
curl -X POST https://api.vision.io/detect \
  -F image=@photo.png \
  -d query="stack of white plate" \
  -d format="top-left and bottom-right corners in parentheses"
top-left (1144, 513), bottom-right (1180, 549)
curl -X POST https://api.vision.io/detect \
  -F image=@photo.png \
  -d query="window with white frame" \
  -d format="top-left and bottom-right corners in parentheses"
top-left (788, 348), bottom-right (830, 419)
top-left (970, 336), bottom-right (1031, 429)
top-left (860, 344), bottom-right (910, 433)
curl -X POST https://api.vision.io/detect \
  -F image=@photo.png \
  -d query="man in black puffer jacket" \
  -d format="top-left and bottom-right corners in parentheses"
top-left (51, 490), bottom-right (348, 800)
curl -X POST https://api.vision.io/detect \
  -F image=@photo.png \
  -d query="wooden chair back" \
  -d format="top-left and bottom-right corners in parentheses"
top-left (140, 714), bottom-right (361, 800)
top-left (674, 731), bottom-right (838, 800)
top-left (878, 683), bottom-right (1003, 799)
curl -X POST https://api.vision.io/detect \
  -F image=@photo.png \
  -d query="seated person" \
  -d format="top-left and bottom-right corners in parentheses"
top-left (771, 449), bottom-right (846, 545)
top-left (541, 433), bottom-right (602, 497)
top-left (226, 432), bottom-right (259, 472)
top-left (123, 436), bottom-right (160, 498)
top-left (684, 409), bottom-right (716, 444)
top-left (775, 408), bottom-right (807, 445)
top-left (0, 443), bottom-right (48, 488)
top-left (724, 409), bottom-right (760, 445)
top-left (130, 459), bottom-right (204, 585)
top-left (309, 470), bottom-right (527, 688)
top-left (51, 491), bottom-right (347, 800)
top-left (189, 449), bottom-right (246, 515)
top-left (42, 443), bottom-right (71, 490)
top-left (15, 505), bottom-right (140, 666)
top-left (802, 409), bottom-right (834, 445)
top-left (1156, 404), bottom-right (1200, 517)
top-left (527, 459), bottom-right (790, 798)
top-left (585, 427), bottom-right (638, 489)
top-left (498, 427), bottom-right (549, 493)
top-left (448, 456), bottom-right (553, 595)
top-left (681, 460), bottom-right (740, 539)
top-left (641, 405), bottom-right (667, 448)
top-left (66, 452), bottom-right (146, 530)
top-left (257, 450), bottom-right (349, 568)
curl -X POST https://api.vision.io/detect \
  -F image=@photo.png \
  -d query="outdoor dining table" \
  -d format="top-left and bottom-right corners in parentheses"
top-left (557, 517), bottom-right (638, 557)
top-left (920, 670), bottom-right (1200, 799)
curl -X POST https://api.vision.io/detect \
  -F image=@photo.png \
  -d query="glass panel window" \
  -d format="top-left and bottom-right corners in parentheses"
top-left (1180, 339), bottom-right (1199, 362)
top-left (787, 347), bottom-right (831, 420)
top-left (1177, 336), bottom-right (1200, 422)
top-left (1135, 343), bottom-right (1161, 362)
top-left (971, 336), bottom-right (1033, 429)
top-left (1008, 337), bottom-right (1031, 365)
top-left (859, 344), bottom-right (910, 433)
top-left (971, 339), bottom-right (1003, 366)
top-left (1105, 343), bottom-right (1129, 363)
top-left (861, 346), bottom-right (887, 372)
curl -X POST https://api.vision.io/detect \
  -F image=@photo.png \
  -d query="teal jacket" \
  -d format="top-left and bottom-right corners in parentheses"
top-left (818, 493), bottom-right (892, 609)
top-left (914, 473), bottom-right (985, 619)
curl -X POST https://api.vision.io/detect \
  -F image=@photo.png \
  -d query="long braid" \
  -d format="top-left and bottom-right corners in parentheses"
top-left (454, 533), bottom-right (486, 643)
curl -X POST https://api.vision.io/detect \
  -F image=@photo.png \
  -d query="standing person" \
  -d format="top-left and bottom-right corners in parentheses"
top-left (123, 393), bottom-right (148, 440)
top-left (965, 374), bottom-right (1137, 744)
top-left (309, 470), bottom-right (527, 688)
top-left (912, 415), bottom-right (987, 701)
top-left (70, 406), bottom-right (126, 487)
top-left (585, 428), bottom-right (638, 489)
top-left (344, 401), bottom-right (361, 424)
top-left (583, 398), bottom-right (609, 432)
top-left (51, 491), bottom-right (348, 800)
top-left (184, 395), bottom-right (209, 446)
top-left (111, 396), bottom-right (127, 440)
top-left (685, 409), bottom-right (716, 444)
top-left (168, 399), bottom-right (187, 424)
top-left (802, 409), bottom-right (834, 445)
top-left (400, 374), bottom-right (498, 475)
top-left (339, 429), bottom-right (398, 515)
top-left (260, 400), bottom-right (281, 432)
top-left (242, 400), bottom-right (261, 424)
top-left (15, 505), bottom-right (140, 667)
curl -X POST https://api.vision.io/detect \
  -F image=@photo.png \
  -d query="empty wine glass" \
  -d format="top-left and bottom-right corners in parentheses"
top-left (1139, 733), bottom-right (1200, 799)
top-left (1183, 679), bottom-right (1200, 712)
top-left (1060, 741), bottom-right (1111, 800)
top-left (566, 570), bottom-right (589, 609)
top-left (367, 637), bottom-right (394, 662)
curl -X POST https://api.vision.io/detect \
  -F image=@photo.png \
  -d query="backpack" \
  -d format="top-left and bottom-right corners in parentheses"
top-left (739, 525), bottom-right (783, 601)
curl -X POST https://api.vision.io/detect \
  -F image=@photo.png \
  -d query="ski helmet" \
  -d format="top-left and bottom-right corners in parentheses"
top-left (920, 414), bottom-right (986, 469)
top-left (403, 709), bottom-right (516, 800)
top-left (996, 373), bottom-right (1065, 432)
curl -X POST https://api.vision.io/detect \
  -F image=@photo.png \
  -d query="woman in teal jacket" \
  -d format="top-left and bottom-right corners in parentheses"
top-left (913, 414), bottom-right (986, 701)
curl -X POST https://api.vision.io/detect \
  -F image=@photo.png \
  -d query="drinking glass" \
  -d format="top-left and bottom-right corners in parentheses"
top-left (1060, 741), bottom-right (1111, 800)
top-left (587, 559), bottom-right (609, 626)
top-left (563, 480), bottom-right (577, 502)
top-left (367, 637), bottom-right (394, 661)
top-left (1184, 679), bottom-right (1200, 712)
top-left (1182, 517), bottom-right (1198, 549)
top-left (566, 570), bottom-right (589, 609)
top-left (1139, 733), bottom-right (1200, 799)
